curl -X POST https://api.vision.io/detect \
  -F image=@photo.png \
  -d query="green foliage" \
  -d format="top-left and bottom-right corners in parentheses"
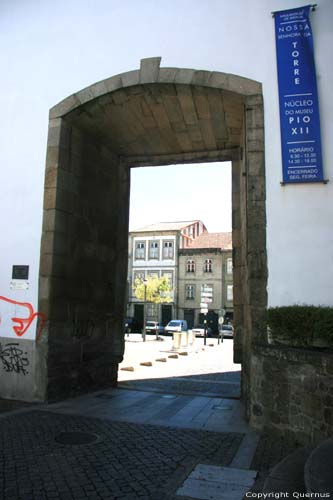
top-left (267, 305), bottom-right (333, 348)
top-left (133, 276), bottom-right (173, 304)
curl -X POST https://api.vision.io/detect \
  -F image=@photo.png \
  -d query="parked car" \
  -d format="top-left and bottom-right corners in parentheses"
top-left (145, 321), bottom-right (165, 334)
top-left (192, 324), bottom-right (213, 337)
top-left (164, 320), bottom-right (188, 335)
top-left (124, 317), bottom-right (141, 334)
top-left (220, 324), bottom-right (234, 339)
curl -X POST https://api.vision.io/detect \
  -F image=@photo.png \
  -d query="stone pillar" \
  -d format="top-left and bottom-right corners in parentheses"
top-left (38, 118), bottom-right (130, 401)
top-left (240, 93), bottom-right (267, 421)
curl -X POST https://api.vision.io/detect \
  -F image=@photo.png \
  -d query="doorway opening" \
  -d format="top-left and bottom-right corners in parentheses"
top-left (127, 161), bottom-right (232, 333)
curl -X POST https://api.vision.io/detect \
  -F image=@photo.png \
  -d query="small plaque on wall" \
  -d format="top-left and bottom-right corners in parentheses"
top-left (12, 265), bottom-right (29, 280)
top-left (10, 280), bottom-right (29, 290)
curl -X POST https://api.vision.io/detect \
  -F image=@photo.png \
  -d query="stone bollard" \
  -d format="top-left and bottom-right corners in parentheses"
top-left (181, 331), bottom-right (189, 348)
top-left (188, 329), bottom-right (195, 347)
top-left (172, 331), bottom-right (182, 350)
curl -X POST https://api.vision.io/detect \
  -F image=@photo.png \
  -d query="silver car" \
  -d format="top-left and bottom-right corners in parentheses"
top-left (164, 320), bottom-right (188, 335)
top-left (145, 321), bottom-right (164, 334)
top-left (220, 324), bottom-right (234, 339)
top-left (192, 325), bottom-right (213, 337)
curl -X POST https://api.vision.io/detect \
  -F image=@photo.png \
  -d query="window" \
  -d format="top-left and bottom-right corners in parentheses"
top-left (227, 285), bottom-right (233, 302)
top-left (185, 285), bottom-right (195, 300)
top-left (163, 241), bottom-right (174, 259)
top-left (162, 271), bottom-right (173, 287)
top-left (135, 242), bottom-right (145, 260)
top-left (187, 259), bottom-right (195, 272)
top-left (227, 258), bottom-right (233, 275)
top-left (133, 271), bottom-right (145, 284)
top-left (149, 241), bottom-right (159, 259)
top-left (147, 303), bottom-right (158, 317)
top-left (148, 271), bottom-right (159, 279)
top-left (204, 259), bottom-right (212, 272)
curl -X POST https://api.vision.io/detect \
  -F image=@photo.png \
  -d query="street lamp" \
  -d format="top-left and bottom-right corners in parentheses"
top-left (142, 278), bottom-right (148, 342)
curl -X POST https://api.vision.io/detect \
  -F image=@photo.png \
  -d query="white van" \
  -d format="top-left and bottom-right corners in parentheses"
top-left (165, 320), bottom-right (188, 335)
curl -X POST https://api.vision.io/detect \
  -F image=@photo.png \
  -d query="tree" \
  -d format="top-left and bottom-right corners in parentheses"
top-left (133, 276), bottom-right (173, 304)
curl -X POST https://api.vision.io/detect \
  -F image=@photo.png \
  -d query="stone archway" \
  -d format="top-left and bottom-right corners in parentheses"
top-left (37, 58), bottom-right (267, 408)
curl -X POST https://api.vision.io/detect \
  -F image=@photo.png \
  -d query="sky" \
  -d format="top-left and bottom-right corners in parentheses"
top-left (129, 162), bottom-right (232, 233)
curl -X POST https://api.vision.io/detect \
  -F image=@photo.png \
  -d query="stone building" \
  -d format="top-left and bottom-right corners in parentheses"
top-left (127, 220), bottom-right (207, 327)
top-left (178, 232), bottom-right (233, 331)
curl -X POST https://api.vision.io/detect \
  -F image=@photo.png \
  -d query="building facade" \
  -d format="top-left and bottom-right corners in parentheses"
top-left (1, 0), bottom-right (333, 444)
top-left (127, 221), bottom-right (207, 327)
top-left (178, 232), bottom-right (233, 332)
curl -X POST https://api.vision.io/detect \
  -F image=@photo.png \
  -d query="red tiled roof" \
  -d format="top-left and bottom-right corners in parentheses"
top-left (187, 232), bottom-right (232, 250)
top-left (131, 220), bottom-right (205, 232)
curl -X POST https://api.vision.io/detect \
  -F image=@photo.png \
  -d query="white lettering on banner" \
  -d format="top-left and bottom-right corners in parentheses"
top-left (278, 22), bottom-right (310, 33)
top-left (291, 42), bottom-right (301, 84)
top-left (284, 100), bottom-right (313, 107)
top-left (288, 116), bottom-right (311, 124)
top-left (289, 147), bottom-right (314, 153)
top-left (291, 127), bottom-right (309, 135)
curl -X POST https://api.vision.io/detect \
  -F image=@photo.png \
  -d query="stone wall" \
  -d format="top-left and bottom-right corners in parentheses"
top-left (250, 344), bottom-right (333, 445)
top-left (38, 117), bottom-right (130, 401)
top-left (235, 93), bottom-right (267, 421)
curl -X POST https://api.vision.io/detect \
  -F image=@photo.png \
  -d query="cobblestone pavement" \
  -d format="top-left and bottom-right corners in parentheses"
top-left (0, 337), bottom-right (298, 499)
top-left (0, 409), bottom-right (242, 500)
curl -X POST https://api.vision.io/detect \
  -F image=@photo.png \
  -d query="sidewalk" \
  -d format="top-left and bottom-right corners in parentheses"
top-left (0, 335), bottom-right (296, 499)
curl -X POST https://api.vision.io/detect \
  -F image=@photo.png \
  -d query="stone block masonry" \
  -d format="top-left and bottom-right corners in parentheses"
top-left (250, 345), bottom-right (333, 445)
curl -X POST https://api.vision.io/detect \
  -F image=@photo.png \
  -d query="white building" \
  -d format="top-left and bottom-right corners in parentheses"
top-left (128, 221), bottom-right (207, 326)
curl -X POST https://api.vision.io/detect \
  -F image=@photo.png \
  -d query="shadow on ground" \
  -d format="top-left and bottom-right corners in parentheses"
top-left (118, 371), bottom-right (241, 399)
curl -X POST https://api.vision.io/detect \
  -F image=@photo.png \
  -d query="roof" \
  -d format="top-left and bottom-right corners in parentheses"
top-left (186, 232), bottom-right (232, 250)
top-left (131, 221), bottom-right (204, 233)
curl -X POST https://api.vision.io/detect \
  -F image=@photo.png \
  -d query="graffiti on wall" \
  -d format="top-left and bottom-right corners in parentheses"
top-left (0, 342), bottom-right (30, 375)
top-left (0, 296), bottom-right (46, 341)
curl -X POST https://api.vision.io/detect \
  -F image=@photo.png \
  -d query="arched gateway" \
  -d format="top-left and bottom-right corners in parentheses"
top-left (38, 58), bottom-right (267, 406)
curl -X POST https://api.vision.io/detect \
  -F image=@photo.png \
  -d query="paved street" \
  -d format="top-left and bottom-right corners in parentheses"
top-left (118, 334), bottom-right (240, 398)
top-left (0, 335), bottom-right (296, 499)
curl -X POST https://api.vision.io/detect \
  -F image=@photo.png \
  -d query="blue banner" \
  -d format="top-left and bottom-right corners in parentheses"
top-left (274, 5), bottom-right (324, 183)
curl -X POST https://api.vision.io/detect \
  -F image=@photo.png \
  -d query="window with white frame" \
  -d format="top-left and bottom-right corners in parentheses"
top-left (135, 241), bottom-right (145, 260)
top-left (149, 241), bottom-right (159, 259)
top-left (187, 259), bottom-right (195, 272)
top-left (163, 241), bottom-right (174, 259)
top-left (185, 284), bottom-right (195, 300)
top-left (227, 258), bottom-right (233, 275)
top-left (204, 259), bottom-right (212, 272)
top-left (227, 285), bottom-right (233, 302)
